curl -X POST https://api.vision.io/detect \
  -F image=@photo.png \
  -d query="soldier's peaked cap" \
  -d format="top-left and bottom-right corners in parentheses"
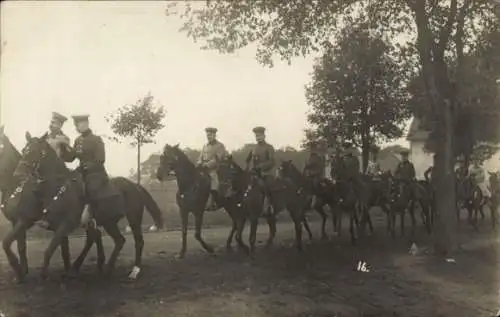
top-left (51, 112), bottom-right (68, 123)
top-left (72, 114), bottom-right (90, 122)
top-left (252, 126), bottom-right (266, 133)
top-left (205, 127), bottom-right (217, 133)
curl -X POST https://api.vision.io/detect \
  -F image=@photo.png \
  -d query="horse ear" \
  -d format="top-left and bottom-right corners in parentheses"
top-left (41, 132), bottom-right (48, 140)
top-left (25, 131), bottom-right (32, 142)
top-left (174, 143), bottom-right (180, 148)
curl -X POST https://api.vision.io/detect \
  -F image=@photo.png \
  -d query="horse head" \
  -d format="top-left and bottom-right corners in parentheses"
top-left (13, 132), bottom-right (59, 180)
top-left (0, 126), bottom-right (22, 184)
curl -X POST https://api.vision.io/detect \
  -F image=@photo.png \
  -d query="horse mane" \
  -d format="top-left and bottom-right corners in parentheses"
top-left (35, 137), bottom-right (69, 175)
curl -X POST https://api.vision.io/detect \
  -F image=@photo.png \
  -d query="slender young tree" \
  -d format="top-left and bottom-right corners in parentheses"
top-left (107, 93), bottom-right (166, 184)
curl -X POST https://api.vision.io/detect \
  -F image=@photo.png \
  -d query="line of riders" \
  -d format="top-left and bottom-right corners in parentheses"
top-left (1, 111), bottom-right (498, 282)
top-left (195, 125), bottom-right (496, 224)
top-left (27, 111), bottom-right (497, 234)
top-left (35, 109), bottom-right (494, 225)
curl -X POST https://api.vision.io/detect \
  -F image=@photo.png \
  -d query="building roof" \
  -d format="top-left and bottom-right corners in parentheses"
top-left (406, 117), bottom-right (431, 142)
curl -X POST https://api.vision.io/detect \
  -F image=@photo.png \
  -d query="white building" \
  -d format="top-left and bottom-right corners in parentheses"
top-left (406, 117), bottom-right (433, 180)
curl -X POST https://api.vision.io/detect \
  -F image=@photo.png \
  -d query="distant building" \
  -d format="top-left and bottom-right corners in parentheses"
top-left (406, 117), bottom-right (433, 179)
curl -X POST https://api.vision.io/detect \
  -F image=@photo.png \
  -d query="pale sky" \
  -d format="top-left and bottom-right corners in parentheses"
top-left (0, 1), bottom-right (409, 176)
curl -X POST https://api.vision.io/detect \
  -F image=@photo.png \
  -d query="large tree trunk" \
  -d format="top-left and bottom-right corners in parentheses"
top-left (411, 0), bottom-right (460, 255)
top-left (433, 100), bottom-right (458, 255)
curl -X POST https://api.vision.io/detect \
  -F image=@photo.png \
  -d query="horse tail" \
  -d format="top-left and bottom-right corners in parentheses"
top-left (137, 184), bottom-right (164, 229)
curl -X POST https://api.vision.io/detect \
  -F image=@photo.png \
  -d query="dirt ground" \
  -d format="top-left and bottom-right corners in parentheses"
top-left (0, 211), bottom-right (499, 317)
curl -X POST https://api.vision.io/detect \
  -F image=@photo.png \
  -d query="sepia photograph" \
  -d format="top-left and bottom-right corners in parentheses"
top-left (0, 1), bottom-right (499, 316)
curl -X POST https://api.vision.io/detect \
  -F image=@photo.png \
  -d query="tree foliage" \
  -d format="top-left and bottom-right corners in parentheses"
top-left (106, 93), bottom-right (166, 146)
top-left (107, 92), bottom-right (166, 183)
top-left (305, 20), bottom-right (411, 169)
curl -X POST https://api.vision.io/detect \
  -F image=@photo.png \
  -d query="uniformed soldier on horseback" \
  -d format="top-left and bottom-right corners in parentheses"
top-left (196, 127), bottom-right (227, 211)
top-left (46, 112), bottom-right (71, 157)
top-left (245, 126), bottom-right (276, 216)
top-left (394, 150), bottom-right (416, 196)
top-left (342, 142), bottom-right (361, 186)
top-left (304, 140), bottom-right (327, 188)
top-left (470, 161), bottom-right (491, 202)
top-left (61, 114), bottom-right (109, 228)
top-left (36, 112), bottom-right (71, 228)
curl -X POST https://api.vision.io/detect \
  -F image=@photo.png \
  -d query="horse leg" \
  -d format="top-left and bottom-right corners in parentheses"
top-left (349, 212), bottom-right (356, 245)
top-left (40, 223), bottom-right (74, 280)
top-left (235, 217), bottom-right (249, 254)
top-left (381, 205), bottom-right (391, 235)
top-left (248, 217), bottom-right (259, 259)
top-left (408, 200), bottom-right (417, 237)
top-left (289, 208), bottom-right (303, 251)
top-left (491, 202), bottom-right (498, 230)
top-left (315, 204), bottom-right (327, 240)
top-left (264, 213), bottom-right (277, 248)
top-left (178, 209), bottom-right (188, 259)
top-left (3, 220), bottom-right (29, 281)
top-left (301, 214), bottom-right (313, 242)
top-left (336, 208), bottom-right (342, 237)
top-left (60, 236), bottom-right (71, 273)
top-left (128, 224), bottom-right (144, 279)
top-left (362, 205), bottom-right (374, 236)
top-left (400, 208), bottom-right (405, 237)
top-left (94, 229), bottom-right (105, 273)
top-left (331, 206), bottom-right (339, 236)
top-left (194, 210), bottom-right (214, 254)
top-left (390, 209), bottom-right (396, 239)
top-left (71, 228), bottom-right (96, 273)
top-left (226, 217), bottom-right (237, 251)
top-left (102, 223), bottom-right (126, 276)
top-left (16, 229), bottom-right (28, 276)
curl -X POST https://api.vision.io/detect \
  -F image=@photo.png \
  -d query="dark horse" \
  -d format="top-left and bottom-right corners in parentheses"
top-left (386, 177), bottom-right (432, 238)
top-left (279, 160), bottom-right (327, 240)
top-left (0, 127), bottom-right (63, 279)
top-left (456, 176), bottom-right (484, 230)
top-left (156, 144), bottom-right (215, 258)
top-left (218, 155), bottom-right (282, 251)
top-left (3, 133), bottom-right (163, 281)
top-left (238, 163), bottom-right (307, 258)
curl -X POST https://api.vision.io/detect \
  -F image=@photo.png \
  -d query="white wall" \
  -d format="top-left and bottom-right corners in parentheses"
top-left (410, 140), bottom-right (433, 180)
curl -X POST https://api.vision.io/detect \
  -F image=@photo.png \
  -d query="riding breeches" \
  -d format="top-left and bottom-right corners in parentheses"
top-left (208, 170), bottom-right (219, 191)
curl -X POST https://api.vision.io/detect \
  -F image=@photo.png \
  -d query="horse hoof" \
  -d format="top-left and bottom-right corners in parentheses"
top-left (128, 266), bottom-right (141, 280)
top-left (13, 276), bottom-right (26, 284)
top-left (176, 253), bottom-right (185, 260)
top-left (206, 247), bottom-right (215, 254)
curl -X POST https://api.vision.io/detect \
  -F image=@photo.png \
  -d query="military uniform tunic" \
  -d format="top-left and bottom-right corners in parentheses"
top-left (343, 155), bottom-right (360, 181)
top-left (62, 129), bottom-right (108, 202)
top-left (46, 132), bottom-right (70, 158)
top-left (246, 142), bottom-right (276, 176)
top-left (304, 152), bottom-right (325, 178)
top-left (395, 161), bottom-right (416, 182)
top-left (197, 140), bottom-right (227, 190)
